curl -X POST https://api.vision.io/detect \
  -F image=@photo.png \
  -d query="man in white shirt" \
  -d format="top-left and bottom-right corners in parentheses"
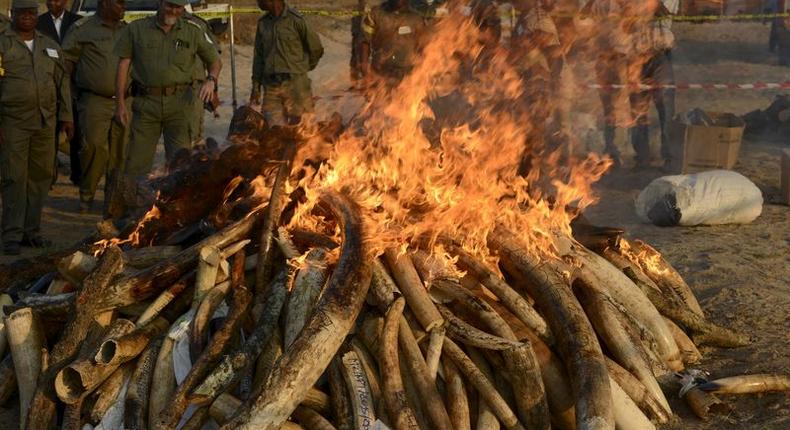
top-left (37, 0), bottom-right (81, 44)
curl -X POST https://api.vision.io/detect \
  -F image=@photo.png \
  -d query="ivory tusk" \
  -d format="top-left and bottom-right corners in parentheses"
top-left (697, 374), bottom-right (790, 394)
top-left (442, 357), bottom-right (471, 430)
top-left (663, 317), bottom-right (702, 365)
top-left (95, 318), bottom-right (169, 367)
top-left (90, 363), bottom-right (134, 423)
top-left (6, 307), bottom-right (46, 429)
top-left (380, 297), bottom-right (419, 430)
top-left (291, 405), bottom-right (338, 430)
top-left (605, 358), bottom-right (670, 424)
top-left (209, 393), bottom-right (242, 425)
top-left (684, 387), bottom-right (731, 420)
top-left (383, 249), bottom-right (444, 332)
top-left (194, 245), bottom-right (222, 307)
top-left (341, 350), bottom-right (378, 430)
top-left (437, 305), bottom-right (522, 350)
top-left (148, 336), bottom-right (176, 427)
top-left (55, 319), bottom-right (136, 404)
top-left (284, 247), bottom-right (330, 348)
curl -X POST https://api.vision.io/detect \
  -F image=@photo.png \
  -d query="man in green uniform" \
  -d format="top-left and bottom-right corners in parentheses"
top-left (250, 0), bottom-right (324, 126)
top-left (184, 12), bottom-right (219, 144)
top-left (359, 0), bottom-right (428, 86)
top-left (0, 0), bottom-right (73, 255)
top-left (63, 0), bottom-right (129, 216)
top-left (114, 0), bottom-right (221, 182)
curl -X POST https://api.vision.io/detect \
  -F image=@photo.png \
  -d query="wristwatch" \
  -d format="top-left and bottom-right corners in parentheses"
top-left (206, 75), bottom-right (217, 85)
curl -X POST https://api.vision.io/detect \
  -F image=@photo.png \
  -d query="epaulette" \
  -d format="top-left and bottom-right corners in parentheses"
top-left (287, 8), bottom-right (305, 19)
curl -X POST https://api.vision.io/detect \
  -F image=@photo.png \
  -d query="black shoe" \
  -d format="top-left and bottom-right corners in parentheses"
top-left (21, 236), bottom-right (52, 248)
top-left (3, 241), bottom-right (21, 256)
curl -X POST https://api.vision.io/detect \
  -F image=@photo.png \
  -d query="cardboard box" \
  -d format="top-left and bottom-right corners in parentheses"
top-left (782, 148), bottom-right (790, 205)
top-left (669, 111), bottom-right (745, 174)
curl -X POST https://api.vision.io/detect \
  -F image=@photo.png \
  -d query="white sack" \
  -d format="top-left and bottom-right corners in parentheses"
top-left (636, 170), bottom-right (763, 226)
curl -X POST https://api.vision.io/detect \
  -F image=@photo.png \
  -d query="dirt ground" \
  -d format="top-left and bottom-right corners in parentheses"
top-left (0, 4), bottom-right (788, 429)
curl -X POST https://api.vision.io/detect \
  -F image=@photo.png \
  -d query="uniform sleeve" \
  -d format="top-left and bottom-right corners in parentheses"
top-left (195, 24), bottom-right (220, 66)
top-left (252, 19), bottom-right (264, 85)
top-left (61, 26), bottom-right (81, 63)
top-left (297, 18), bottom-right (324, 70)
top-left (55, 48), bottom-right (72, 121)
top-left (113, 25), bottom-right (133, 59)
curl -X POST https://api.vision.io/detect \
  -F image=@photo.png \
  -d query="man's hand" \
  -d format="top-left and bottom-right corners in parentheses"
top-left (249, 86), bottom-right (261, 106)
top-left (60, 121), bottom-right (75, 140)
top-left (199, 79), bottom-right (216, 103)
top-left (115, 102), bottom-right (129, 128)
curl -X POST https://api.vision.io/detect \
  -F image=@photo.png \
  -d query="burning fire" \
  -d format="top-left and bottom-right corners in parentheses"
top-left (290, 6), bottom-right (617, 264)
top-left (619, 239), bottom-right (671, 277)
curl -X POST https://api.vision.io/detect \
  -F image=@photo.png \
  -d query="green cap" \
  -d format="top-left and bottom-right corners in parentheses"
top-left (11, 0), bottom-right (39, 9)
top-left (164, 0), bottom-right (189, 6)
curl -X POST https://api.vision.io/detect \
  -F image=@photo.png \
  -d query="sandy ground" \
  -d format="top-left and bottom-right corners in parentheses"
top-left (0, 7), bottom-right (788, 429)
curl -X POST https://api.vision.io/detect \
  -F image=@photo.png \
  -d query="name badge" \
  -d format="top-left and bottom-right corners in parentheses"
top-left (46, 48), bottom-right (59, 59)
top-left (398, 26), bottom-right (412, 35)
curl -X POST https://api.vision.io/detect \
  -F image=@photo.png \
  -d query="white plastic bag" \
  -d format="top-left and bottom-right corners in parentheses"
top-left (636, 170), bottom-right (763, 226)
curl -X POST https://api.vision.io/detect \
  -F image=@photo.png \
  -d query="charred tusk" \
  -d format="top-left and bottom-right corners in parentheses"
top-left (95, 317), bottom-right (169, 367)
top-left (124, 337), bottom-right (162, 429)
top-left (136, 272), bottom-right (195, 328)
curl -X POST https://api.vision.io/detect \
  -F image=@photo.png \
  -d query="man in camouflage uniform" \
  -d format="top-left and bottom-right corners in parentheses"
top-left (114, 0), bottom-right (221, 182)
top-left (63, 0), bottom-right (130, 216)
top-left (0, 0), bottom-right (73, 255)
top-left (250, 0), bottom-right (324, 126)
top-left (359, 0), bottom-right (428, 86)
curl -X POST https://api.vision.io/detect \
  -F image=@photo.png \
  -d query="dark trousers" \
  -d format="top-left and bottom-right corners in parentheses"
top-left (629, 50), bottom-right (676, 164)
